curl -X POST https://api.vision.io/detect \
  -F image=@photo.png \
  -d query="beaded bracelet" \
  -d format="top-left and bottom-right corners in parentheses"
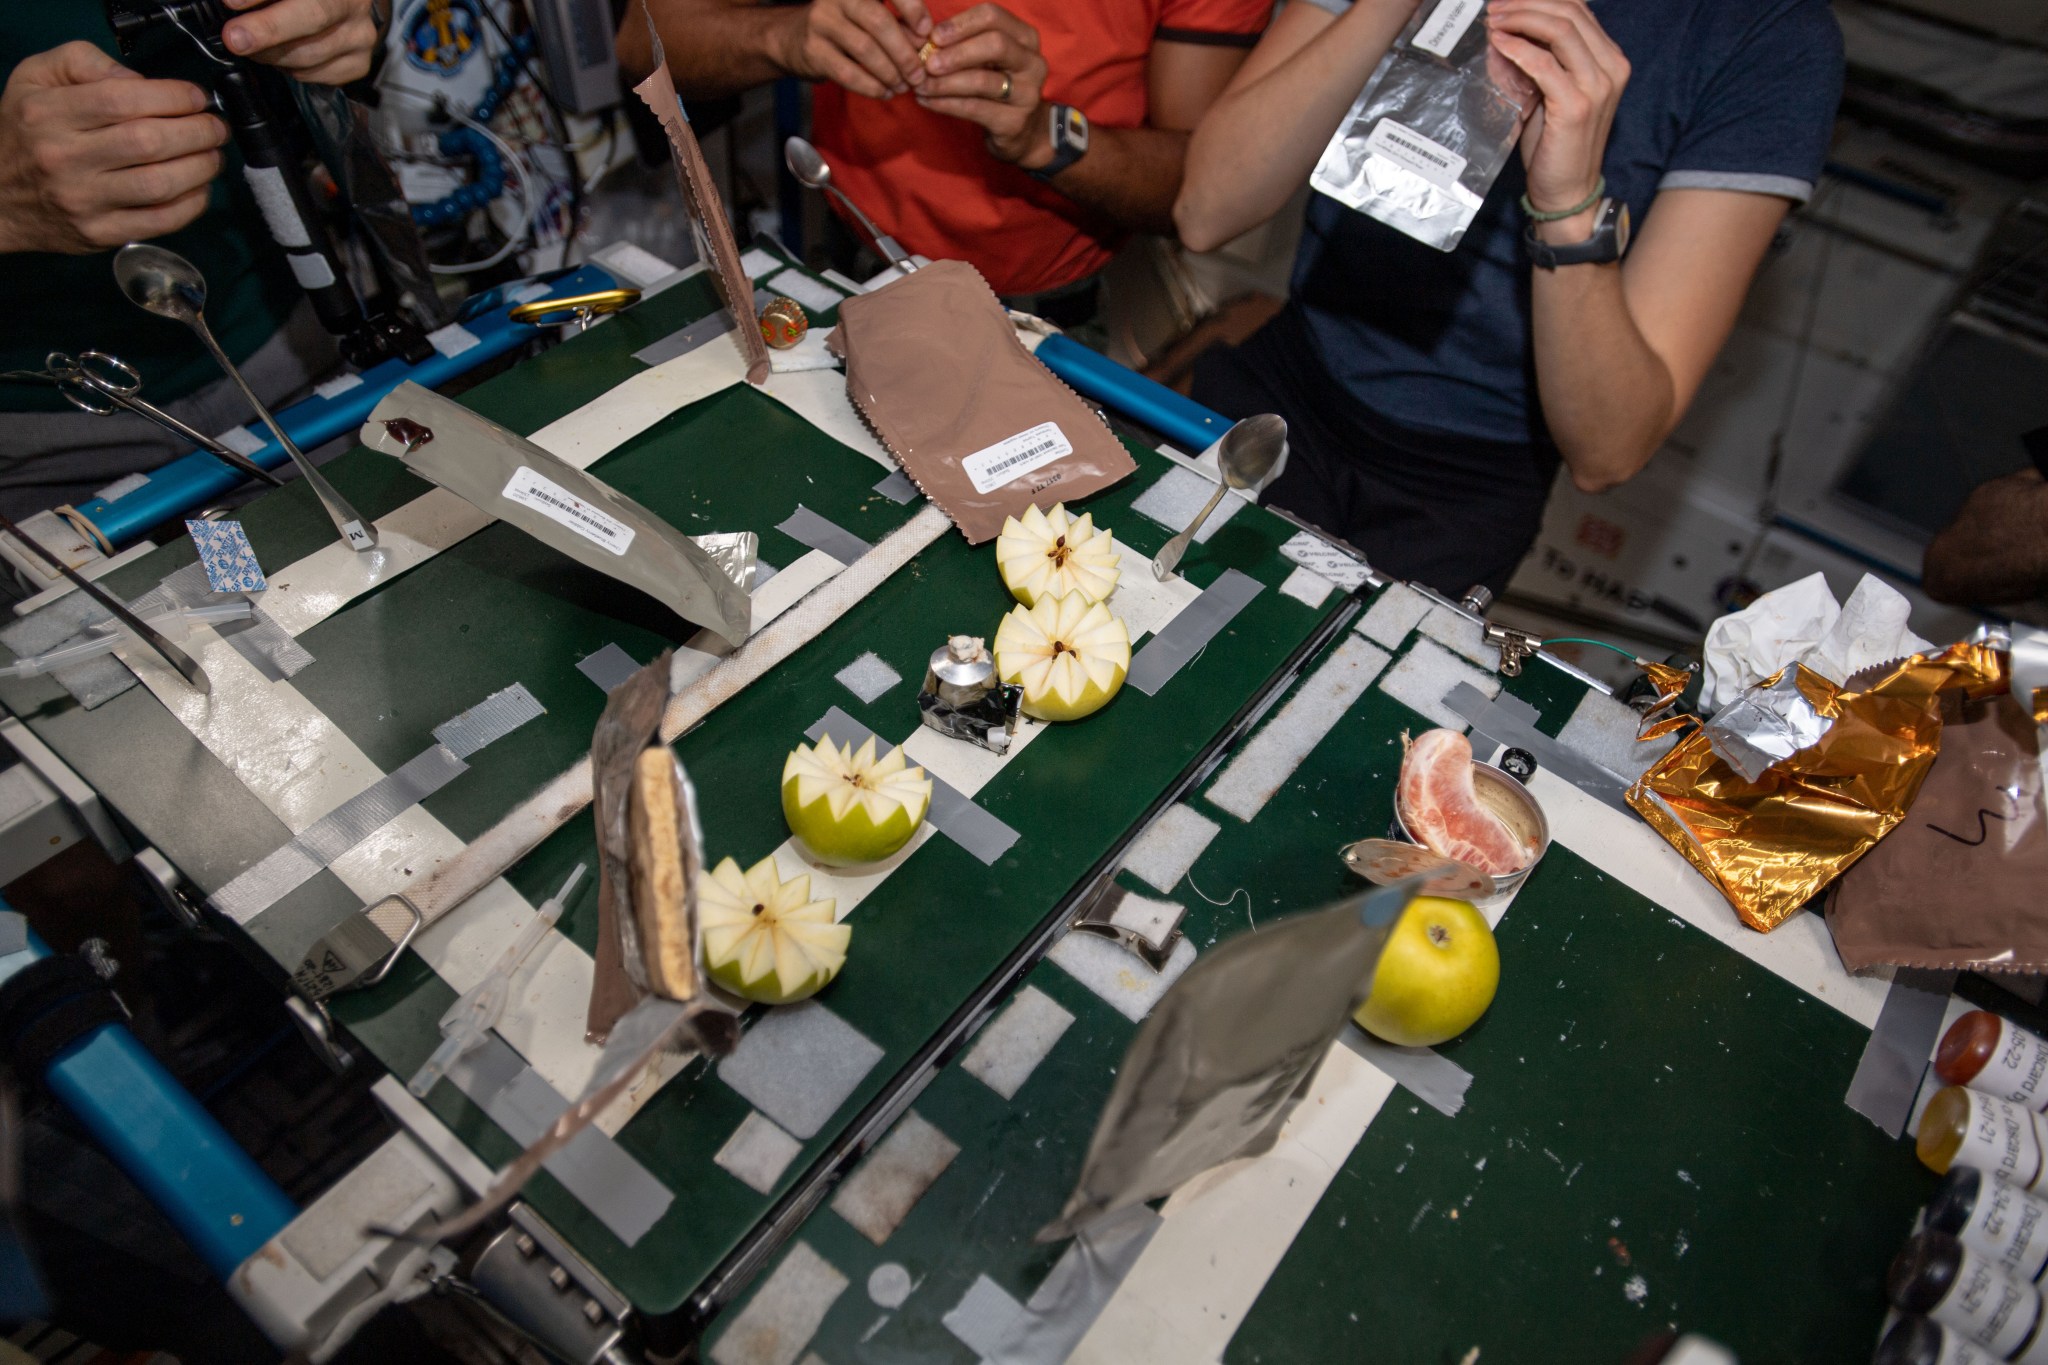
top-left (1520, 176), bottom-right (1606, 222)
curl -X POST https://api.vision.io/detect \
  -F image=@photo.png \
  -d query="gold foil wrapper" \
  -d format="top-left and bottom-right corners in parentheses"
top-left (1635, 661), bottom-right (1695, 741)
top-left (1625, 641), bottom-right (2009, 931)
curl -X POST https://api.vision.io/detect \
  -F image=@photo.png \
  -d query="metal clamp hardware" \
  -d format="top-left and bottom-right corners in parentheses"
top-left (285, 996), bottom-right (353, 1074)
top-left (509, 288), bottom-right (644, 333)
top-left (1482, 622), bottom-right (1542, 677)
top-left (349, 893), bottom-right (424, 991)
top-left (1070, 880), bottom-right (1185, 971)
top-left (470, 1215), bottom-right (635, 1365)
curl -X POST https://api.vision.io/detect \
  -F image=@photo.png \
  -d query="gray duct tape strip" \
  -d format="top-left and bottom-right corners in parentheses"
top-left (577, 643), bottom-right (642, 694)
top-left (953, 1204), bottom-right (1163, 1365)
top-left (1845, 968), bottom-right (1958, 1137)
top-left (0, 561), bottom-right (310, 709)
top-left (1127, 569), bottom-right (1263, 696)
top-left (1445, 682), bottom-right (1636, 816)
top-left (633, 309), bottom-right (735, 367)
top-left (873, 471), bottom-right (919, 505)
top-left (445, 1032), bottom-right (673, 1247)
top-left (215, 613), bottom-right (315, 682)
top-left (807, 706), bottom-right (1020, 865)
top-left (434, 683), bottom-right (546, 758)
top-left (211, 745), bottom-right (469, 925)
top-left (147, 563), bottom-right (314, 682)
top-left (1341, 1024), bottom-right (1474, 1118)
top-left (778, 506), bottom-right (873, 567)
top-left (215, 685), bottom-right (545, 927)
top-left (718, 1000), bottom-right (885, 1140)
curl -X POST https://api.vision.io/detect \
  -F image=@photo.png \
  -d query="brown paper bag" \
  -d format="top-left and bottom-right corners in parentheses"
top-left (827, 259), bottom-right (1135, 543)
top-left (1826, 692), bottom-right (2048, 972)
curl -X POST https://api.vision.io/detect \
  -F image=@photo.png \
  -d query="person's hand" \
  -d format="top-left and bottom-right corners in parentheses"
top-left (222, 0), bottom-right (382, 86)
top-left (0, 42), bottom-right (229, 255)
top-left (775, 0), bottom-right (933, 101)
top-left (914, 4), bottom-right (1050, 169)
top-left (1486, 0), bottom-right (1628, 224)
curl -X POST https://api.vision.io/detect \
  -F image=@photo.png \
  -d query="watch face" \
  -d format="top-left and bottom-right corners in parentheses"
top-left (1057, 106), bottom-right (1089, 153)
top-left (1613, 201), bottom-right (1631, 257)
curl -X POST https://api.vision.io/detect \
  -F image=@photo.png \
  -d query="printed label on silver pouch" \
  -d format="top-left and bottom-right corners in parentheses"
top-left (1365, 119), bottom-right (1468, 192)
top-left (503, 466), bottom-right (636, 556)
top-left (1412, 0), bottom-right (1484, 57)
top-left (962, 422), bottom-right (1073, 495)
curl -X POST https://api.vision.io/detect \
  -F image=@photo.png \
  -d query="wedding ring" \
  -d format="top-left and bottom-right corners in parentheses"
top-left (998, 72), bottom-right (1012, 101)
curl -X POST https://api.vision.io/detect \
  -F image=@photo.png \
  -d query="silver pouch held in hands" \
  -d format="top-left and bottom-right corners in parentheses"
top-left (1311, 0), bottom-right (1534, 251)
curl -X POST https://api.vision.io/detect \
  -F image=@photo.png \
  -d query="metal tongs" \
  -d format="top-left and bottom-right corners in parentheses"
top-left (3, 351), bottom-right (282, 489)
top-left (0, 513), bottom-right (210, 693)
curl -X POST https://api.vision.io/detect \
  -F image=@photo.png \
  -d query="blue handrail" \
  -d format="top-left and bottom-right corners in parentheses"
top-left (75, 264), bottom-right (621, 547)
top-left (0, 914), bottom-right (297, 1280)
top-left (1034, 332), bottom-right (1233, 456)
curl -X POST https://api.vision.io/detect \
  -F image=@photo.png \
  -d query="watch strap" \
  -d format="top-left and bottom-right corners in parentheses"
top-left (1030, 104), bottom-right (1089, 182)
top-left (1525, 199), bottom-right (1627, 269)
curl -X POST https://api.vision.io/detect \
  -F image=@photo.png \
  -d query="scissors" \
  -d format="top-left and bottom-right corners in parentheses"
top-left (30, 351), bottom-right (283, 489)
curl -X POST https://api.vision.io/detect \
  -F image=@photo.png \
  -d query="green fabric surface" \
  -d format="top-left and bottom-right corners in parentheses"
top-left (3, 261), bottom-right (1338, 1316)
top-left (0, 3), bottom-right (303, 411)
top-left (718, 622), bottom-right (1927, 1365)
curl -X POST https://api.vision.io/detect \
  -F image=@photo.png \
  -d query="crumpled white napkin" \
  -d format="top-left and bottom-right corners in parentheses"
top-left (1702, 572), bottom-right (1933, 712)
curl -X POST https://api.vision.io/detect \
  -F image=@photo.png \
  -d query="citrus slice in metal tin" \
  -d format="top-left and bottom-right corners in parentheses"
top-left (1339, 838), bottom-right (1494, 901)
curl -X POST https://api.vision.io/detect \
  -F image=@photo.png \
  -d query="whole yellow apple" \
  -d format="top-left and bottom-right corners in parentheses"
top-left (1353, 896), bottom-right (1500, 1048)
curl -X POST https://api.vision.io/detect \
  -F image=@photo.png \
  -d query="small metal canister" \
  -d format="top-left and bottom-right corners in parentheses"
top-left (927, 636), bottom-right (996, 707)
top-left (918, 636), bottom-right (1021, 753)
top-left (1390, 761), bottom-right (1551, 903)
top-left (758, 296), bottom-right (809, 350)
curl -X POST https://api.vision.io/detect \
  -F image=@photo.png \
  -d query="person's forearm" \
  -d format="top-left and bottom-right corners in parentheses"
top-left (1038, 126), bottom-right (1187, 236)
top-left (621, 0), bottom-right (802, 98)
top-left (1529, 239), bottom-right (1674, 493)
top-left (1176, 0), bottom-right (1414, 252)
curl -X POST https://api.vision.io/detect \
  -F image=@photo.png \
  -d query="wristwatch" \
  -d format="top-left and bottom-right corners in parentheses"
top-left (1030, 105), bottom-right (1090, 182)
top-left (1524, 198), bottom-right (1631, 269)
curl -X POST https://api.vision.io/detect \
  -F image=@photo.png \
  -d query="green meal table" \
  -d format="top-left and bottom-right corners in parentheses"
top-left (0, 253), bottom-right (1959, 1365)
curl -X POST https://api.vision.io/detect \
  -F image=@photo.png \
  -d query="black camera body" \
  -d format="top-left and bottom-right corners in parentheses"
top-left (103, 0), bottom-right (427, 369)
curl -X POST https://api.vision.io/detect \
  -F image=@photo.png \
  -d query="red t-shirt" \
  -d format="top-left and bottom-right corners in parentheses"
top-left (811, 0), bottom-right (1269, 297)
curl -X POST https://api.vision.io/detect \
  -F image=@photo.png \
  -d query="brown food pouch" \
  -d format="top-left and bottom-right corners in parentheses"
top-left (827, 259), bottom-right (1135, 543)
top-left (1826, 692), bottom-right (2048, 972)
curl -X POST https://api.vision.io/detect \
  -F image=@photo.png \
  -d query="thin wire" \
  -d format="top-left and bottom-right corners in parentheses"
top-left (379, 88), bottom-right (535, 274)
top-left (158, 1), bottom-right (232, 64)
top-left (1540, 636), bottom-right (1640, 660)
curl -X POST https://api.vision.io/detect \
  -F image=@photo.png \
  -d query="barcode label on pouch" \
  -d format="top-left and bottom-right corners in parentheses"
top-left (1412, 0), bottom-right (1483, 57)
top-left (961, 422), bottom-right (1073, 494)
top-left (1365, 118), bottom-right (1467, 191)
top-left (503, 466), bottom-right (635, 556)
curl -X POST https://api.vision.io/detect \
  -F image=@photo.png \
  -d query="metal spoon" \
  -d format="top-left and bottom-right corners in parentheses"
top-left (784, 136), bottom-right (917, 276)
top-left (111, 244), bottom-right (377, 552)
top-left (1152, 413), bottom-right (1287, 580)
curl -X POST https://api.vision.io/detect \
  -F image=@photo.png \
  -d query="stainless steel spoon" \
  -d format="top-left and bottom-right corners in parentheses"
top-left (784, 136), bottom-right (917, 276)
top-left (1152, 413), bottom-right (1287, 580)
top-left (112, 244), bottom-right (377, 552)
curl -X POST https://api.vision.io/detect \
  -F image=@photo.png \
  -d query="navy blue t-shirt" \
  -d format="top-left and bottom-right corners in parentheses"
top-left (1288, 0), bottom-right (1844, 445)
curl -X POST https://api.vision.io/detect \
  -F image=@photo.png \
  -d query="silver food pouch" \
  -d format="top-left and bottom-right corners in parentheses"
top-left (1038, 879), bottom-right (1424, 1241)
top-left (1310, 0), bottom-right (1535, 251)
